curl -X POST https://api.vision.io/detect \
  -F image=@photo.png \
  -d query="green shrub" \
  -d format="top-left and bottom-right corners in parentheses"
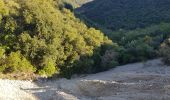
top-left (0, 65), bottom-right (6, 72)
top-left (0, 47), bottom-right (5, 58)
top-left (0, 47), bottom-right (6, 72)
top-left (73, 57), bottom-right (94, 74)
top-left (5, 51), bottom-right (36, 73)
top-left (38, 58), bottom-right (58, 77)
top-left (109, 60), bottom-right (119, 67)
top-left (101, 50), bottom-right (119, 70)
top-left (160, 39), bottom-right (170, 65)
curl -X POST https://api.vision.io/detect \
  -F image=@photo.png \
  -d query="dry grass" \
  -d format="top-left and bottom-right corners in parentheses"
top-left (0, 73), bottom-right (38, 80)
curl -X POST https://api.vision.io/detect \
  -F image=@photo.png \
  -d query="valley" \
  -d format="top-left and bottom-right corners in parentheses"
top-left (1, 0), bottom-right (170, 100)
top-left (1, 59), bottom-right (170, 100)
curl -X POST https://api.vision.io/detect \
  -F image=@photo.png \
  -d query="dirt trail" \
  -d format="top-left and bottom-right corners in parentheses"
top-left (1, 59), bottom-right (170, 100)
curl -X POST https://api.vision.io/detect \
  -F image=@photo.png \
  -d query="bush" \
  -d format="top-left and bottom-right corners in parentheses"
top-left (160, 38), bottom-right (170, 65)
top-left (0, 47), bottom-right (5, 58)
top-left (73, 57), bottom-right (94, 74)
top-left (38, 58), bottom-right (58, 77)
top-left (4, 51), bottom-right (36, 73)
top-left (101, 50), bottom-right (119, 70)
top-left (123, 39), bottom-right (155, 62)
top-left (0, 47), bottom-right (6, 72)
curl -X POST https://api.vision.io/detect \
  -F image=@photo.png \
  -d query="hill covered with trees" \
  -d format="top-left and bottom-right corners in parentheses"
top-left (75, 0), bottom-right (170, 68)
top-left (0, 0), bottom-right (117, 78)
top-left (77, 0), bottom-right (170, 30)
top-left (74, 0), bottom-right (170, 66)
top-left (1, 0), bottom-right (170, 79)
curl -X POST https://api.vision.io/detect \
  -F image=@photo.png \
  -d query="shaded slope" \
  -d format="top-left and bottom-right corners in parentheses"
top-left (76, 0), bottom-right (170, 30)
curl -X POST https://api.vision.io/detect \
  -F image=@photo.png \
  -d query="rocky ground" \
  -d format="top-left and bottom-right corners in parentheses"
top-left (1, 59), bottom-right (170, 100)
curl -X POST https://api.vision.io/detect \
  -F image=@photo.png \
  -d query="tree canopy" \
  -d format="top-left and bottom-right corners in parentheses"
top-left (0, 0), bottom-right (113, 78)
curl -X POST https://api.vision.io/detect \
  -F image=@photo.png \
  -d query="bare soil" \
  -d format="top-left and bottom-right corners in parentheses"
top-left (0, 59), bottom-right (170, 100)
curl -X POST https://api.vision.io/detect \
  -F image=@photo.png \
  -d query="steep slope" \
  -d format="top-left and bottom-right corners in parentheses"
top-left (77, 0), bottom-right (170, 30)
top-left (0, 0), bottom-right (112, 78)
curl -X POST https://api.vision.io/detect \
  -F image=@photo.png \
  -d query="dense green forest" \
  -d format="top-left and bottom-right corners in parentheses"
top-left (1, 0), bottom-right (170, 79)
top-left (75, 0), bottom-right (170, 65)
top-left (77, 0), bottom-right (170, 30)
top-left (0, 0), bottom-right (117, 78)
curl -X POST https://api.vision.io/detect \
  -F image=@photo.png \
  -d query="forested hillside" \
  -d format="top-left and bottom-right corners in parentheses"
top-left (77, 0), bottom-right (170, 30)
top-left (0, 0), bottom-right (116, 78)
top-left (1, 0), bottom-right (170, 79)
top-left (1, 1), bottom-right (170, 99)
top-left (75, 0), bottom-right (170, 66)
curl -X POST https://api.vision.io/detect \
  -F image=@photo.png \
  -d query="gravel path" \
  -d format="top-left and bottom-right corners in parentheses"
top-left (1, 59), bottom-right (170, 100)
